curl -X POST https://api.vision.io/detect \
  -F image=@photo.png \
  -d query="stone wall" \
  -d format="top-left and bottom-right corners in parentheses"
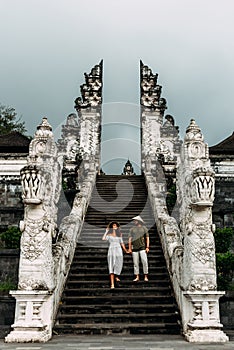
top-left (0, 249), bottom-right (19, 286)
top-left (213, 178), bottom-right (234, 228)
top-left (0, 295), bottom-right (15, 338)
top-left (220, 291), bottom-right (234, 331)
top-left (0, 183), bottom-right (23, 231)
top-left (0, 249), bottom-right (19, 338)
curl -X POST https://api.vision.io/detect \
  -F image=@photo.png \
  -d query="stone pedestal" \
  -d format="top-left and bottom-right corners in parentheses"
top-left (184, 291), bottom-right (229, 342)
top-left (5, 290), bottom-right (52, 343)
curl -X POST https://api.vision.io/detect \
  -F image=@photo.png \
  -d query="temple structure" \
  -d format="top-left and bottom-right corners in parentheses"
top-left (122, 159), bottom-right (136, 175)
top-left (0, 132), bottom-right (30, 231)
top-left (209, 132), bottom-right (234, 228)
top-left (2, 61), bottom-right (231, 343)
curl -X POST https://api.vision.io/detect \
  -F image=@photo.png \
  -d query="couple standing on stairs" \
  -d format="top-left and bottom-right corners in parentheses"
top-left (102, 215), bottom-right (150, 289)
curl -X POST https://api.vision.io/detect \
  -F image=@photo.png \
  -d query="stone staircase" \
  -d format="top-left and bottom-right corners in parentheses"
top-left (54, 175), bottom-right (181, 335)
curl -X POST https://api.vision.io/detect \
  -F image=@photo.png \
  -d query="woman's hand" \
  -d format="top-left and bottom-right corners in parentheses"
top-left (102, 228), bottom-right (109, 240)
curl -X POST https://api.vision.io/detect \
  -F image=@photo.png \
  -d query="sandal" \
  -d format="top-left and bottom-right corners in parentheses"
top-left (133, 277), bottom-right (139, 282)
top-left (115, 277), bottom-right (120, 282)
top-left (144, 276), bottom-right (149, 282)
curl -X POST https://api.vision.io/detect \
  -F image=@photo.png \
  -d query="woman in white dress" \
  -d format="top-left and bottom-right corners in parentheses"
top-left (102, 221), bottom-right (128, 289)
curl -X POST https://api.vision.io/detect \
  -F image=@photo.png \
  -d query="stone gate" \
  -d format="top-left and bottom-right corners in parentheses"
top-left (5, 61), bottom-right (228, 343)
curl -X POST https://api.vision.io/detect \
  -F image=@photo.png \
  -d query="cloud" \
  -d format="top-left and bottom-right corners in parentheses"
top-left (0, 0), bottom-right (233, 149)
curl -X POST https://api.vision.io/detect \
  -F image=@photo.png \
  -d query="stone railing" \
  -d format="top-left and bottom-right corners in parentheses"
top-left (5, 119), bottom-right (98, 343)
top-left (51, 161), bottom-right (97, 327)
top-left (143, 120), bottom-right (229, 343)
top-left (143, 167), bottom-right (184, 320)
top-left (144, 167), bottom-right (228, 343)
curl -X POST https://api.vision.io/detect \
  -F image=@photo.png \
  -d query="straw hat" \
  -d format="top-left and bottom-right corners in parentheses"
top-left (132, 215), bottom-right (144, 223)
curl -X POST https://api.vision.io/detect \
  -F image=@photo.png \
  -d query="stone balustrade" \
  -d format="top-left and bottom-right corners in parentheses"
top-left (143, 120), bottom-right (229, 342)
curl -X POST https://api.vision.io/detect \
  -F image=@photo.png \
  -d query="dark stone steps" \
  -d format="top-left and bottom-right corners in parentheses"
top-left (66, 278), bottom-right (170, 285)
top-left (61, 294), bottom-right (175, 304)
top-left (54, 175), bottom-right (181, 335)
top-left (68, 272), bottom-right (169, 279)
top-left (68, 266), bottom-right (168, 273)
top-left (59, 303), bottom-right (177, 311)
top-left (63, 288), bottom-right (172, 297)
top-left (72, 254), bottom-right (165, 261)
top-left (54, 322), bottom-right (181, 335)
top-left (57, 313), bottom-right (179, 324)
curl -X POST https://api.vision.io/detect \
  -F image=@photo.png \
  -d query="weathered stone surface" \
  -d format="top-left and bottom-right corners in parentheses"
top-left (209, 132), bottom-right (234, 228)
top-left (143, 114), bottom-right (228, 342)
top-left (0, 133), bottom-right (30, 229)
top-left (74, 60), bottom-right (103, 110)
top-left (6, 61), bottom-right (103, 343)
top-left (3, 63), bottom-right (232, 343)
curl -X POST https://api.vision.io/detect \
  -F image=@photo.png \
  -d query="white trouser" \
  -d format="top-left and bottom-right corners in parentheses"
top-left (132, 250), bottom-right (148, 275)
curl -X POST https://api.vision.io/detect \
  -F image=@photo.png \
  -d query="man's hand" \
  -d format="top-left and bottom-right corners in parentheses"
top-left (145, 247), bottom-right (149, 253)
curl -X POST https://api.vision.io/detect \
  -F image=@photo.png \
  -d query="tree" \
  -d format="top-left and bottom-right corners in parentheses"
top-left (0, 104), bottom-right (27, 135)
top-left (214, 227), bottom-right (234, 290)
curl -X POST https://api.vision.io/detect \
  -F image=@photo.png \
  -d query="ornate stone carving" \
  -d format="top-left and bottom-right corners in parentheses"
top-left (174, 119), bottom-right (228, 341)
top-left (57, 114), bottom-right (85, 198)
top-left (122, 159), bottom-right (136, 175)
top-left (140, 60), bottom-right (167, 111)
top-left (74, 60), bottom-right (103, 110)
top-left (20, 165), bottom-right (42, 204)
top-left (18, 279), bottom-right (48, 291)
top-left (17, 118), bottom-right (60, 293)
top-left (6, 63), bottom-right (102, 343)
top-left (187, 237), bottom-right (215, 264)
top-left (20, 216), bottom-right (52, 261)
top-left (189, 278), bottom-right (216, 292)
top-left (144, 115), bottom-right (227, 342)
top-left (140, 63), bottom-right (181, 178)
top-left (191, 168), bottom-right (215, 205)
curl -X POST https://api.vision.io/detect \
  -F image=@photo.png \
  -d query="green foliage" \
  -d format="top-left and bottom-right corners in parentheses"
top-left (216, 252), bottom-right (234, 291)
top-left (62, 179), bottom-right (68, 190)
top-left (214, 227), bottom-right (234, 253)
top-left (0, 104), bottom-right (27, 135)
top-left (214, 227), bottom-right (234, 290)
top-left (0, 226), bottom-right (21, 249)
top-left (0, 278), bottom-right (17, 292)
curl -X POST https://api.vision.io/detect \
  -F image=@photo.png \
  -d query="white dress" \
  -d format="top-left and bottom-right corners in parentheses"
top-left (106, 235), bottom-right (123, 275)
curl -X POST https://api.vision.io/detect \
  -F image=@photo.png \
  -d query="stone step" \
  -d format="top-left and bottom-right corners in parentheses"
top-left (71, 256), bottom-right (164, 262)
top-left (58, 303), bottom-right (177, 312)
top-left (66, 280), bottom-right (170, 288)
top-left (69, 266), bottom-right (168, 273)
top-left (56, 312), bottom-right (179, 324)
top-left (54, 175), bottom-right (181, 335)
top-left (61, 294), bottom-right (175, 304)
top-left (53, 322), bottom-right (181, 335)
top-left (63, 286), bottom-right (172, 297)
top-left (68, 272), bottom-right (169, 279)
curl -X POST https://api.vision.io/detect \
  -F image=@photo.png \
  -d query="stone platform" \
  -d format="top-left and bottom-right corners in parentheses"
top-left (0, 334), bottom-right (234, 350)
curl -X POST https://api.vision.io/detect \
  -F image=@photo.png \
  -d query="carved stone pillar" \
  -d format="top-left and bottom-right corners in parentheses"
top-left (184, 291), bottom-right (227, 342)
top-left (6, 118), bottom-right (61, 342)
top-left (57, 113), bottom-right (83, 198)
top-left (74, 61), bottom-right (103, 170)
top-left (140, 61), bottom-right (166, 169)
top-left (5, 291), bottom-right (52, 343)
top-left (140, 61), bottom-right (181, 178)
top-left (177, 119), bottom-right (228, 342)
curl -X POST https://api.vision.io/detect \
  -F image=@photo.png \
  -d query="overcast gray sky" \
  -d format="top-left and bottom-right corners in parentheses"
top-left (1, 0), bottom-right (234, 169)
